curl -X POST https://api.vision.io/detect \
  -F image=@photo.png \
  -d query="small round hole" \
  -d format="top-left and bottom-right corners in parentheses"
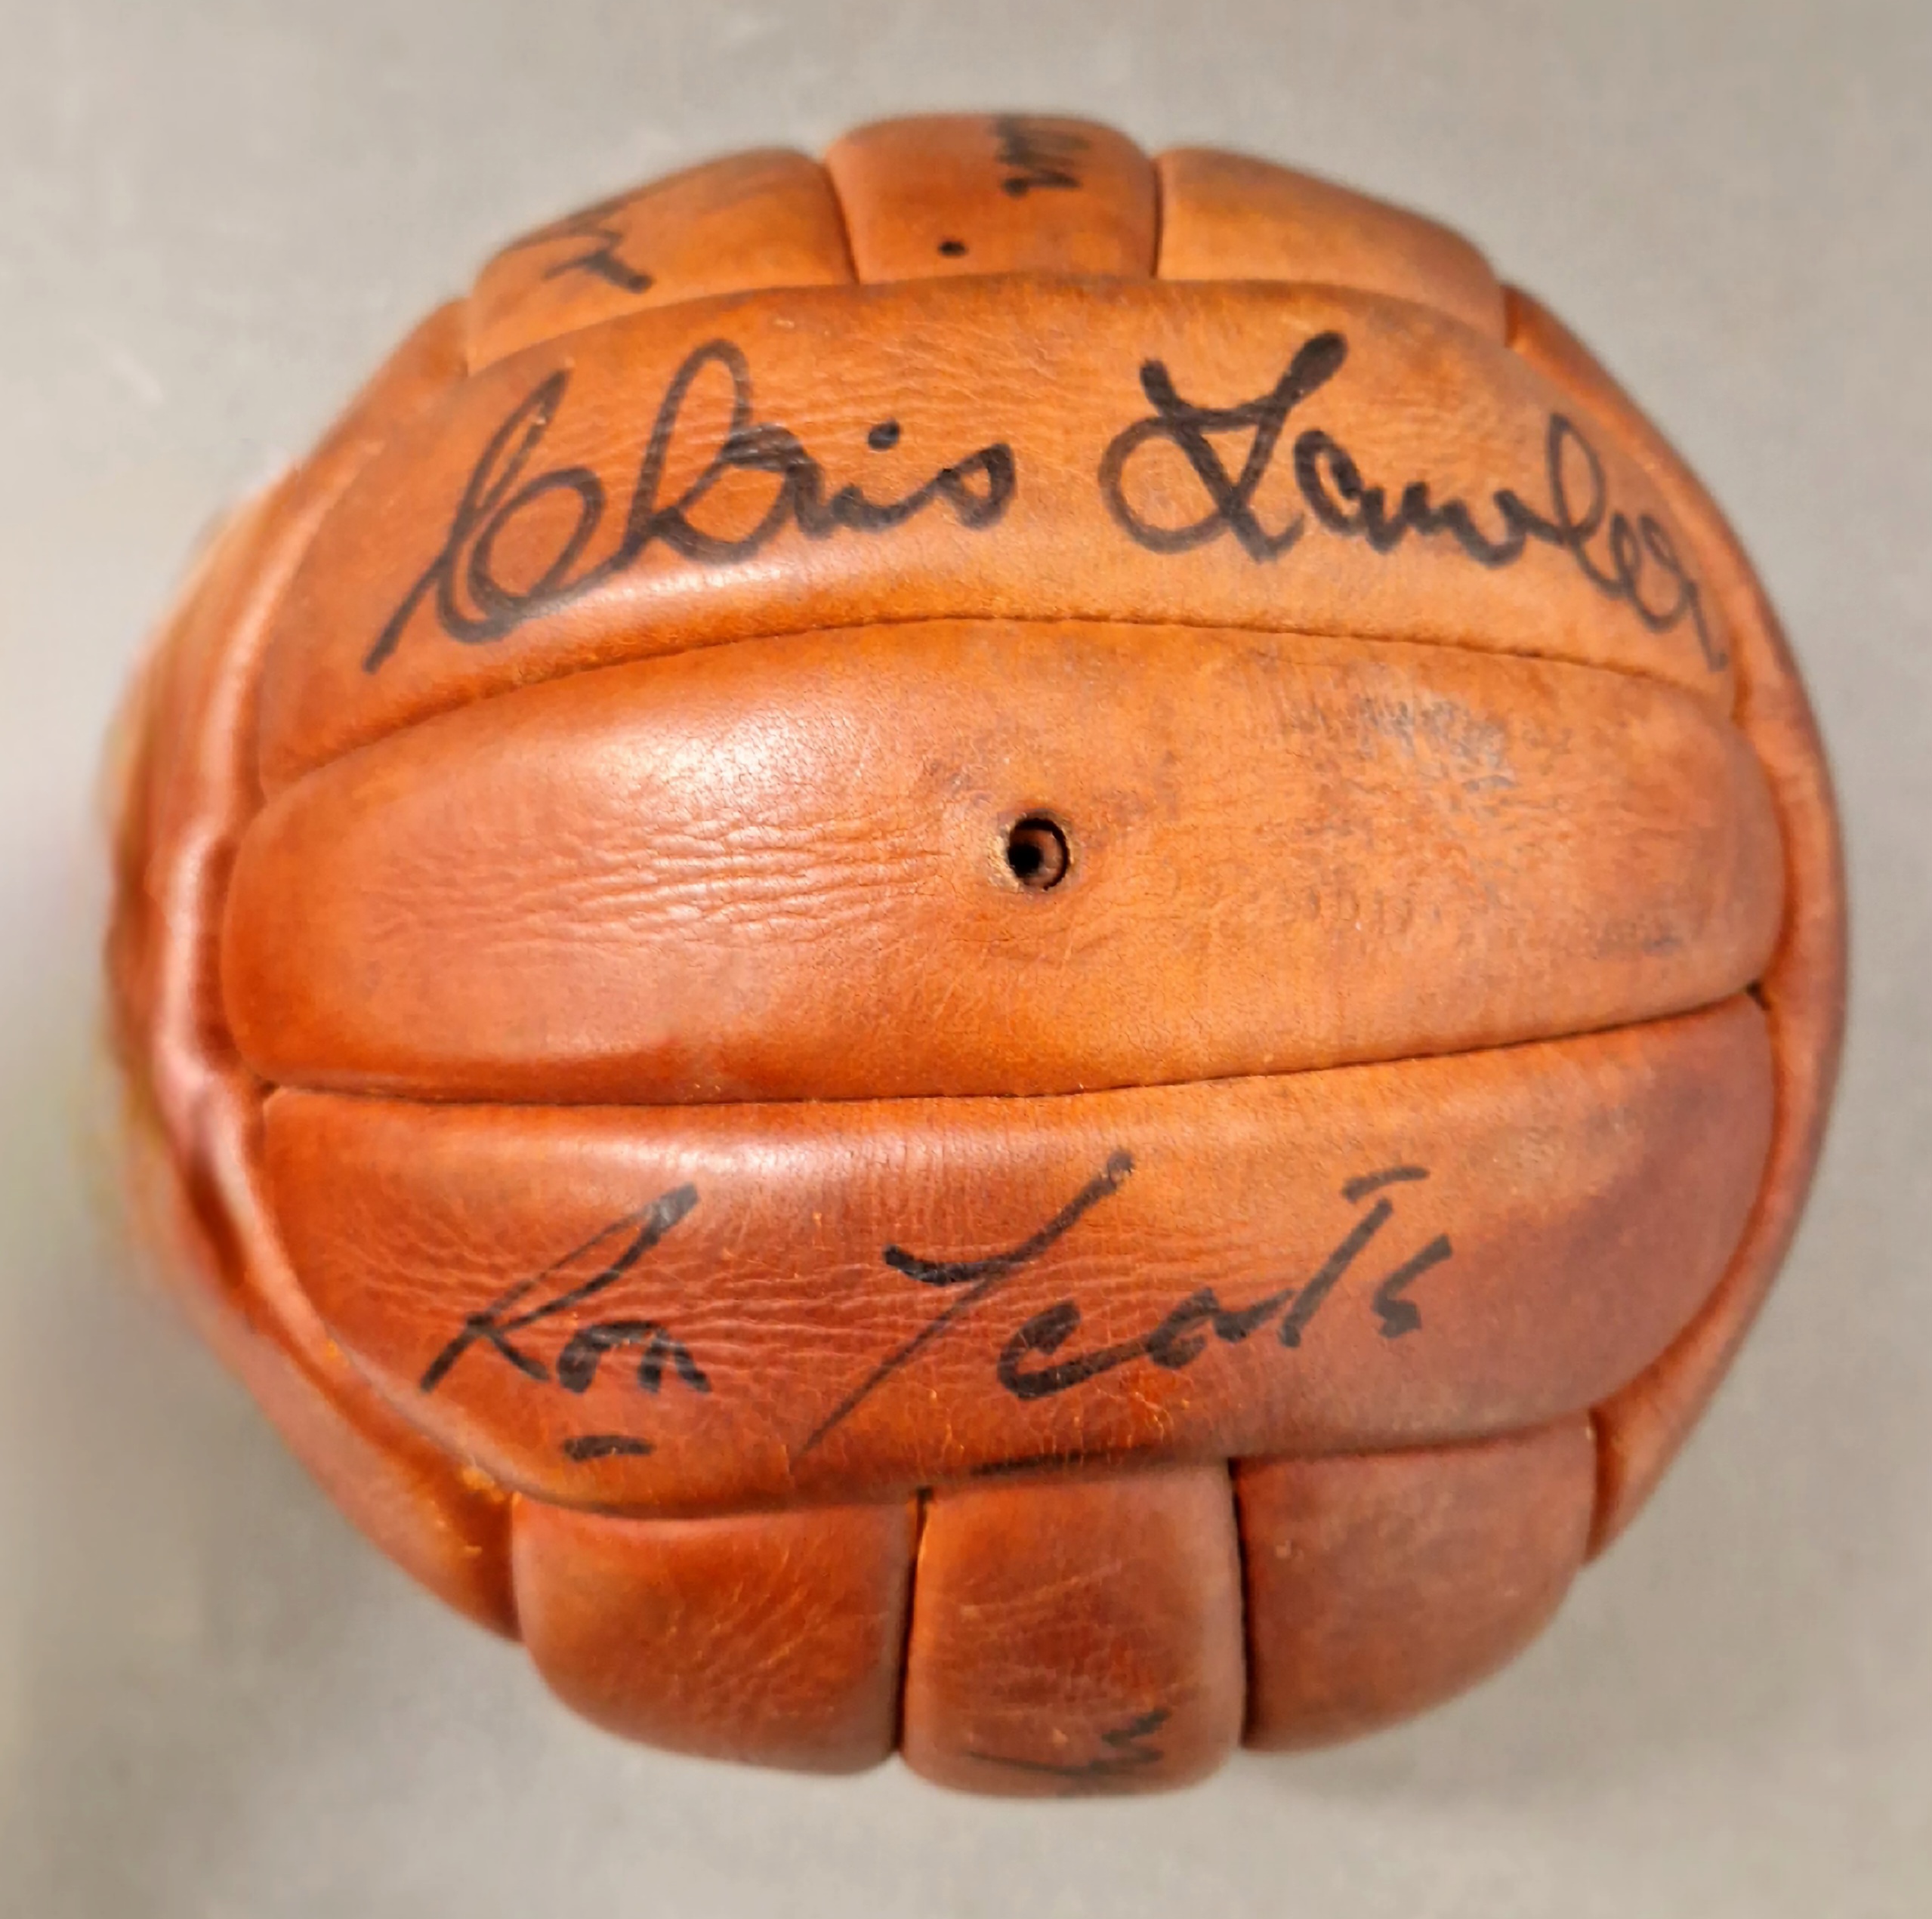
top-left (937, 237), bottom-right (969, 258)
top-left (1005, 815), bottom-right (1069, 890)
top-left (866, 418), bottom-right (901, 451)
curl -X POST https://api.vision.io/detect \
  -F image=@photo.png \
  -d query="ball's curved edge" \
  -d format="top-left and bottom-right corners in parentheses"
top-left (103, 301), bottom-right (523, 1636)
top-left (1502, 286), bottom-right (1849, 1556)
top-left (103, 114), bottom-right (1846, 1785)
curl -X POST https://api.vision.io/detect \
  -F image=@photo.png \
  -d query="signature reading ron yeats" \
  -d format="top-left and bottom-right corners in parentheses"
top-left (1098, 329), bottom-right (1725, 671)
top-left (364, 338), bottom-right (1017, 671)
top-left (418, 1183), bottom-right (709, 1464)
top-left (423, 1155), bottom-right (1452, 1467)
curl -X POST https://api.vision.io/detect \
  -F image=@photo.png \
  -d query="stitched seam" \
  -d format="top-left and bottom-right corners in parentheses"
top-left (267, 607), bottom-right (1730, 796)
top-left (257, 993), bottom-right (1764, 1116)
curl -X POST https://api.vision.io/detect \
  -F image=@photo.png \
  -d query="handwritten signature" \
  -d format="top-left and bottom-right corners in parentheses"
top-left (421, 1154), bottom-right (1452, 1465)
top-left (1098, 330), bottom-right (1724, 669)
top-left (364, 338), bottom-right (1017, 670)
top-left (418, 1183), bottom-right (708, 1462)
top-left (496, 187), bottom-right (655, 295)
top-left (995, 1165), bottom-right (1450, 1401)
top-left (801, 1153), bottom-right (1449, 1447)
top-left (365, 325), bottom-right (1718, 679)
top-left (964, 1708), bottom-right (1171, 1793)
top-left (992, 114), bottom-right (1088, 198)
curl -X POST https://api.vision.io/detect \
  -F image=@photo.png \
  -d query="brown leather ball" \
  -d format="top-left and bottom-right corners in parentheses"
top-left (109, 113), bottom-right (1844, 1794)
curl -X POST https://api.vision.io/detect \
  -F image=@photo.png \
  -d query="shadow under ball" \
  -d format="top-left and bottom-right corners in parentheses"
top-left (108, 113), bottom-right (1845, 1795)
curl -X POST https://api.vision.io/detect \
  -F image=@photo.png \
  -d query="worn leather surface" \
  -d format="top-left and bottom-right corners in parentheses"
top-left (826, 114), bottom-right (1158, 282)
top-left (254, 273), bottom-right (1735, 789)
top-left (513, 1495), bottom-right (914, 1769)
top-left (261, 1001), bottom-right (1770, 1511)
top-left (468, 149), bottom-right (854, 372)
top-left (1154, 147), bottom-right (1507, 339)
top-left (110, 112), bottom-right (1844, 1791)
top-left (1238, 1419), bottom-right (1595, 1748)
top-left (228, 622), bottom-right (1778, 1103)
top-left (902, 1467), bottom-right (1245, 1794)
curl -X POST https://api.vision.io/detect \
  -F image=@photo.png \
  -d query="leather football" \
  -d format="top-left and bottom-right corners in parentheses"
top-left (109, 113), bottom-right (1845, 1794)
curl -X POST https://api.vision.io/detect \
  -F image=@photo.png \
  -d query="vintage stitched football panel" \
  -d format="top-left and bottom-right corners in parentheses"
top-left (225, 623), bottom-right (1779, 1104)
top-left (109, 113), bottom-right (1844, 1792)
top-left (900, 1467), bottom-right (1246, 1794)
top-left (468, 149), bottom-right (855, 372)
top-left (1237, 1420), bottom-right (1595, 1748)
top-left (252, 276), bottom-right (1733, 791)
top-left (512, 1494), bottom-right (915, 1770)
top-left (261, 1000), bottom-right (1770, 1513)
top-left (109, 307), bottom-right (517, 1634)
top-left (826, 113), bottom-right (1159, 282)
top-left (1155, 147), bottom-right (1508, 339)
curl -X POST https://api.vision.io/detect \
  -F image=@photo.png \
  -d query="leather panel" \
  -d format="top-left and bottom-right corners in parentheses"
top-left (512, 1494), bottom-right (912, 1769)
top-left (468, 150), bottom-right (853, 370)
top-left (1237, 1419), bottom-right (1593, 1747)
top-left (226, 622), bottom-right (1779, 1103)
top-left (825, 113), bottom-right (1156, 282)
top-left (1505, 288), bottom-right (1848, 1551)
top-left (1156, 147), bottom-right (1505, 338)
top-left (262, 1001), bottom-right (1771, 1512)
top-left (900, 1467), bottom-right (1244, 1794)
top-left (255, 278), bottom-right (1736, 788)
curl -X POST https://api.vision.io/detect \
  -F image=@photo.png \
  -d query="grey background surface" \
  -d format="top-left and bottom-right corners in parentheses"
top-left (1, 2), bottom-right (1926, 1914)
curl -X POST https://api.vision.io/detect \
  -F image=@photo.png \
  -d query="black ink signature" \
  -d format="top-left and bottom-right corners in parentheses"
top-left (998, 1165), bottom-right (1451, 1401)
top-left (418, 1183), bottom-right (708, 1463)
top-left (421, 1155), bottom-right (1449, 1466)
top-left (992, 114), bottom-right (1087, 197)
top-left (966, 1708), bottom-right (1171, 1793)
top-left (559, 1433), bottom-right (656, 1462)
top-left (365, 339), bottom-right (1017, 671)
top-left (796, 1151), bottom-right (1136, 1455)
top-left (1098, 332), bottom-right (1724, 670)
top-left (498, 190), bottom-right (653, 295)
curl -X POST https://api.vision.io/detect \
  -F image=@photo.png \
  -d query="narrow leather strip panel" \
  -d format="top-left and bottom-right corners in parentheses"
top-left (255, 277), bottom-right (1734, 789)
top-left (1236, 1418), bottom-right (1594, 1748)
top-left (511, 1495), bottom-right (913, 1770)
top-left (107, 304), bottom-right (517, 1632)
top-left (117, 302), bottom-right (466, 1153)
top-left (1156, 148), bottom-right (1507, 340)
top-left (1505, 289), bottom-right (1848, 1553)
top-left (823, 113), bottom-right (1156, 282)
top-left (261, 1000), bottom-right (1771, 1513)
top-left (228, 620), bottom-right (1779, 1105)
top-left (467, 150), bottom-right (853, 372)
top-left (110, 480), bottom-right (290, 1094)
top-left (900, 1467), bottom-right (1244, 1794)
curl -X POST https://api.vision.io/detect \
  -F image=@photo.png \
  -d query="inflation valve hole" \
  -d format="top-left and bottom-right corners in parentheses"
top-left (1005, 815), bottom-right (1070, 890)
